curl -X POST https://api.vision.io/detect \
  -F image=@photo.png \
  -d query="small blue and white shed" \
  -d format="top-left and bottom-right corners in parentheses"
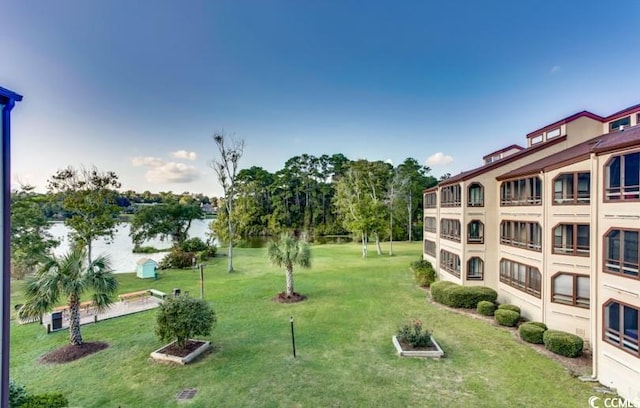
top-left (136, 258), bottom-right (158, 279)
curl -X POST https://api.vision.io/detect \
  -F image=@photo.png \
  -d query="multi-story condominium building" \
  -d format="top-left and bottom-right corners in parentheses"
top-left (423, 103), bottom-right (640, 402)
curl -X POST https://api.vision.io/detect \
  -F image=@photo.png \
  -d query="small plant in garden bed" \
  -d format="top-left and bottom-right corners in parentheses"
top-left (497, 304), bottom-right (521, 314)
top-left (396, 320), bottom-right (433, 349)
top-left (476, 300), bottom-right (496, 316)
top-left (494, 309), bottom-right (520, 327)
top-left (519, 321), bottom-right (548, 344)
top-left (543, 330), bottom-right (583, 358)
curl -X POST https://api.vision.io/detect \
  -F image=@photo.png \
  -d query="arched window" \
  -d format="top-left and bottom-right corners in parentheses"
top-left (604, 229), bottom-right (639, 279)
top-left (467, 220), bottom-right (484, 244)
top-left (604, 299), bottom-right (639, 356)
top-left (467, 257), bottom-right (483, 280)
top-left (551, 273), bottom-right (589, 308)
top-left (467, 183), bottom-right (484, 207)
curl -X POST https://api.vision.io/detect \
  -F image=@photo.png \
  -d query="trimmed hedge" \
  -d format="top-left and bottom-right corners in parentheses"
top-left (519, 322), bottom-right (547, 344)
top-left (430, 281), bottom-right (457, 304)
top-left (497, 304), bottom-right (521, 314)
top-left (430, 282), bottom-right (498, 308)
top-left (412, 259), bottom-right (436, 287)
top-left (495, 309), bottom-right (520, 327)
top-left (476, 300), bottom-right (496, 316)
top-left (528, 321), bottom-right (548, 330)
top-left (543, 330), bottom-right (584, 358)
top-left (20, 393), bottom-right (69, 408)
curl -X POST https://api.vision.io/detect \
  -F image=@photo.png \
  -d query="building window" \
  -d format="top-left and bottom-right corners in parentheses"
top-left (609, 116), bottom-right (631, 131)
top-left (441, 184), bottom-right (461, 207)
top-left (424, 239), bottom-right (436, 257)
top-left (553, 172), bottom-right (590, 204)
top-left (467, 220), bottom-right (484, 244)
top-left (547, 128), bottom-right (561, 139)
top-left (551, 273), bottom-right (589, 308)
top-left (500, 220), bottom-right (542, 252)
top-left (552, 224), bottom-right (590, 256)
top-left (499, 258), bottom-right (541, 298)
top-left (604, 300), bottom-right (639, 356)
top-left (424, 217), bottom-right (437, 233)
top-left (605, 229), bottom-right (639, 279)
top-left (500, 177), bottom-right (542, 206)
top-left (440, 219), bottom-right (461, 242)
top-left (531, 134), bottom-right (543, 145)
top-left (424, 192), bottom-right (437, 208)
top-left (468, 183), bottom-right (484, 207)
top-left (440, 250), bottom-right (460, 278)
top-left (467, 257), bottom-right (484, 280)
top-left (605, 152), bottom-right (640, 201)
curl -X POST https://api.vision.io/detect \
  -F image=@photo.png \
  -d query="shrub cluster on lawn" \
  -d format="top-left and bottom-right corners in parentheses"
top-left (494, 309), bottom-right (520, 327)
top-left (10, 381), bottom-right (68, 408)
top-left (543, 330), bottom-right (584, 358)
top-left (159, 239), bottom-right (217, 269)
top-left (476, 300), bottom-right (496, 316)
top-left (411, 259), bottom-right (436, 287)
top-left (396, 320), bottom-right (432, 348)
top-left (156, 295), bottom-right (217, 349)
top-left (430, 281), bottom-right (497, 308)
top-left (518, 321), bottom-right (548, 344)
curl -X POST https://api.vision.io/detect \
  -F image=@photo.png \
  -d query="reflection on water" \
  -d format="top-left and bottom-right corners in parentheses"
top-left (49, 219), bottom-right (213, 274)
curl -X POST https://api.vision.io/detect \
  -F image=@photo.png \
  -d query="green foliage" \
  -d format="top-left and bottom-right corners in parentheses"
top-left (267, 233), bottom-right (311, 296)
top-left (519, 322), bottom-right (547, 344)
top-left (180, 237), bottom-right (208, 252)
top-left (411, 259), bottom-right (436, 287)
top-left (543, 330), bottom-right (584, 358)
top-left (430, 282), bottom-right (498, 308)
top-left (396, 320), bottom-right (432, 348)
top-left (132, 245), bottom-right (161, 254)
top-left (159, 249), bottom-right (196, 270)
top-left (20, 393), bottom-right (69, 408)
top-left (19, 247), bottom-right (118, 345)
top-left (47, 165), bottom-right (121, 262)
top-left (497, 304), bottom-right (521, 314)
top-left (197, 245), bottom-right (217, 261)
top-left (494, 309), bottom-right (520, 327)
top-left (9, 380), bottom-right (28, 408)
top-left (476, 300), bottom-right (496, 316)
top-left (429, 281), bottom-right (457, 304)
top-left (155, 295), bottom-right (216, 349)
top-left (129, 201), bottom-right (203, 246)
top-left (10, 186), bottom-right (59, 279)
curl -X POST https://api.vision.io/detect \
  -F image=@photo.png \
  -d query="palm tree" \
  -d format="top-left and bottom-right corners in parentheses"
top-left (267, 233), bottom-right (311, 297)
top-left (19, 247), bottom-right (119, 345)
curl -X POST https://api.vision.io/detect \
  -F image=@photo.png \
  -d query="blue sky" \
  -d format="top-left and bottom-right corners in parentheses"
top-left (3, 1), bottom-right (640, 197)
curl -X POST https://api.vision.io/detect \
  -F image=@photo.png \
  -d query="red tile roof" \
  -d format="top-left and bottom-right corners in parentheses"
top-left (482, 144), bottom-right (525, 161)
top-left (526, 111), bottom-right (604, 139)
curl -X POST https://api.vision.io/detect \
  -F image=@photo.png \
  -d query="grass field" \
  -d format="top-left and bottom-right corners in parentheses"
top-left (10, 242), bottom-right (602, 407)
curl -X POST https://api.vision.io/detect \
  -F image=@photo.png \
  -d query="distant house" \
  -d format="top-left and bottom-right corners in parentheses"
top-left (136, 258), bottom-right (158, 279)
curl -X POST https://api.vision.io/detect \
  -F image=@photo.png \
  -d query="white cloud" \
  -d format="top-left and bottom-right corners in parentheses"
top-left (385, 158), bottom-right (393, 165)
top-left (550, 65), bottom-right (561, 74)
top-left (130, 156), bottom-right (201, 184)
top-left (425, 152), bottom-right (454, 166)
top-left (171, 150), bottom-right (197, 161)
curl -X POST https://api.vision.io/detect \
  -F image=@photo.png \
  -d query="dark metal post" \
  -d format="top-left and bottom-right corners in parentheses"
top-left (199, 264), bottom-right (204, 299)
top-left (290, 316), bottom-right (296, 358)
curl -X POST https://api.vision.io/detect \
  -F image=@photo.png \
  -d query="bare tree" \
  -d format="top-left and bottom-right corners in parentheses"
top-left (209, 132), bottom-right (244, 272)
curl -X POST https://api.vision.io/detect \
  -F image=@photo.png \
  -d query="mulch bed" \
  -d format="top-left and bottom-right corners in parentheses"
top-left (423, 288), bottom-right (592, 377)
top-left (157, 340), bottom-right (205, 358)
top-left (273, 292), bottom-right (308, 304)
top-left (40, 341), bottom-right (109, 364)
top-left (396, 337), bottom-right (439, 352)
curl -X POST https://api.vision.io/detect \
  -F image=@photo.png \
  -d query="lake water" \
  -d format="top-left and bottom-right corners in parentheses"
top-left (49, 219), bottom-right (214, 274)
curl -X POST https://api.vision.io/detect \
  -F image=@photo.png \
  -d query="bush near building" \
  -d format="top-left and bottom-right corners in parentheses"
top-left (543, 330), bottom-right (584, 358)
top-left (497, 304), bottom-right (521, 314)
top-left (411, 259), bottom-right (436, 287)
top-left (519, 322), bottom-right (547, 344)
top-left (430, 281), bottom-right (498, 308)
top-left (494, 309), bottom-right (520, 327)
top-left (476, 300), bottom-right (496, 316)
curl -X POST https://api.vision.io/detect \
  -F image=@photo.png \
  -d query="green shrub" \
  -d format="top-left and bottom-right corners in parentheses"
top-left (159, 249), bottom-right (195, 269)
top-left (519, 322), bottom-right (547, 344)
top-left (20, 392), bottom-right (69, 408)
top-left (498, 304), bottom-right (521, 314)
top-left (440, 285), bottom-right (498, 308)
top-left (430, 281), bottom-right (457, 304)
top-left (412, 259), bottom-right (436, 287)
top-left (528, 321), bottom-right (548, 330)
top-left (9, 380), bottom-right (27, 408)
top-left (180, 237), bottom-right (208, 253)
top-left (197, 245), bottom-right (217, 261)
top-left (396, 320), bottom-right (432, 348)
top-left (476, 300), bottom-right (496, 316)
top-left (132, 245), bottom-right (160, 254)
top-left (494, 309), bottom-right (520, 327)
top-left (156, 295), bottom-right (217, 349)
top-left (543, 330), bottom-right (584, 358)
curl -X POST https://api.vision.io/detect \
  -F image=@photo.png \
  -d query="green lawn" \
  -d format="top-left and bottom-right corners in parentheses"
top-left (10, 242), bottom-right (602, 407)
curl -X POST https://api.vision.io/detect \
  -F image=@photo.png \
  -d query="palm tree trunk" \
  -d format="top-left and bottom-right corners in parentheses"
top-left (285, 266), bottom-right (294, 296)
top-left (69, 294), bottom-right (83, 345)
